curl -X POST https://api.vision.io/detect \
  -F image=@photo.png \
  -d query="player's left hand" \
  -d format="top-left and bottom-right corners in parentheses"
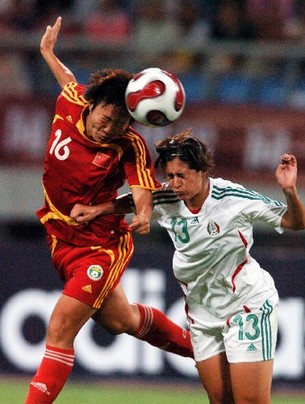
top-left (275, 154), bottom-right (297, 191)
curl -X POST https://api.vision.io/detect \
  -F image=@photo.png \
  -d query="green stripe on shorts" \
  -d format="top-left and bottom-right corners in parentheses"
top-left (260, 300), bottom-right (273, 360)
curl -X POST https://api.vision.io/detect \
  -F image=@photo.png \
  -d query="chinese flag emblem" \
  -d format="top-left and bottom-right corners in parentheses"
top-left (93, 152), bottom-right (111, 168)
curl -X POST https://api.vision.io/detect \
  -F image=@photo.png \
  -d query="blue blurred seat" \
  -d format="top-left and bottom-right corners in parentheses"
top-left (180, 72), bottom-right (209, 102)
top-left (256, 76), bottom-right (288, 106)
top-left (216, 73), bottom-right (254, 104)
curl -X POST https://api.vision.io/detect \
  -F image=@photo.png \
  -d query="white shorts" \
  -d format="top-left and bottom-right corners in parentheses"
top-left (190, 297), bottom-right (279, 363)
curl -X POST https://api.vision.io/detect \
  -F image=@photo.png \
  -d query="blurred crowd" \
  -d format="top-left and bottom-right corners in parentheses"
top-left (1, 0), bottom-right (305, 43)
top-left (2, 0), bottom-right (305, 105)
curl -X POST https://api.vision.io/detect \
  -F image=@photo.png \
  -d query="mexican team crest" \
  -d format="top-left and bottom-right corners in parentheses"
top-left (207, 219), bottom-right (220, 236)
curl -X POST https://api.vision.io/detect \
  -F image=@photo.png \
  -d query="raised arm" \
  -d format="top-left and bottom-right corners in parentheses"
top-left (40, 16), bottom-right (76, 89)
top-left (276, 154), bottom-right (305, 230)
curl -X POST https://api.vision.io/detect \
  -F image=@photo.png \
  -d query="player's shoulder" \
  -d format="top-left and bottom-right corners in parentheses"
top-left (210, 177), bottom-right (250, 201)
top-left (60, 82), bottom-right (87, 106)
top-left (118, 126), bottom-right (149, 152)
top-left (211, 177), bottom-right (273, 204)
top-left (211, 177), bottom-right (285, 207)
top-left (124, 126), bottom-right (146, 141)
top-left (211, 177), bottom-right (245, 190)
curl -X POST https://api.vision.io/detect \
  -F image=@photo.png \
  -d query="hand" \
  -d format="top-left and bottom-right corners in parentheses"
top-left (129, 214), bottom-right (150, 234)
top-left (70, 204), bottom-right (99, 224)
top-left (40, 16), bottom-right (62, 56)
top-left (275, 154), bottom-right (297, 192)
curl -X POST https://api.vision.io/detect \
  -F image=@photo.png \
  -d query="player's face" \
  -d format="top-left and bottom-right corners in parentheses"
top-left (86, 103), bottom-right (130, 143)
top-left (165, 157), bottom-right (207, 205)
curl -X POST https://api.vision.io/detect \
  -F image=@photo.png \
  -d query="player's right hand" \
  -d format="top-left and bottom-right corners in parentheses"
top-left (129, 215), bottom-right (150, 234)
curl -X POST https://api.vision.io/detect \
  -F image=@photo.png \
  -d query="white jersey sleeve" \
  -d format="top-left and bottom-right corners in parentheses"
top-left (211, 179), bottom-right (287, 233)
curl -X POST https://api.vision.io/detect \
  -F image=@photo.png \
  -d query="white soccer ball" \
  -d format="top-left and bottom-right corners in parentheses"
top-left (125, 67), bottom-right (186, 127)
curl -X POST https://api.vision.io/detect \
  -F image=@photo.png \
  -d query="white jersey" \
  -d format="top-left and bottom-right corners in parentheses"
top-left (151, 177), bottom-right (287, 321)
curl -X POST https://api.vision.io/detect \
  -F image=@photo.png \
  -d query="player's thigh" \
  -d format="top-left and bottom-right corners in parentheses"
top-left (196, 352), bottom-right (234, 403)
top-left (94, 283), bottom-right (139, 334)
top-left (52, 235), bottom-right (133, 309)
top-left (230, 360), bottom-right (273, 404)
top-left (47, 294), bottom-right (96, 347)
top-left (224, 299), bottom-right (278, 363)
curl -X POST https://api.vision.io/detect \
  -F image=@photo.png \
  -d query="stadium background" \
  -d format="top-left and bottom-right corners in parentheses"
top-left (1, 0), bottom-right (305, 396)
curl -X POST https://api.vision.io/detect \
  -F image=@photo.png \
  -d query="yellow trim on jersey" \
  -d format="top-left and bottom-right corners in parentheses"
top-left (124, 129), bottom-right (156, 189)
top-left (50, 234), bottom-right (58, 257)
top-left (61, 82), bottom-right (87, 106)
top-left (80, 132), bottom-right (125, 159)
top-left (97, 142), bottom-right (123, 157)
top-left (76, 114), bottom-right (86, 136)
top-left (93, 232), bottom-right (134, 308)
top-left (40, 184), bottom-right (80, 226)
top-left (134, 136), bottom-right (155, 188)
top-left (53, 114), bottom-right (64, 124)
top-left (75, 109), bottom-right (124, 159)
top-left (130, 184), bottom-right (162, 191)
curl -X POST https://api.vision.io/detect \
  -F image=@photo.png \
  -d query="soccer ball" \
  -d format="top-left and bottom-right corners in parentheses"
top-left (125, 67), bottom-right (186, 127)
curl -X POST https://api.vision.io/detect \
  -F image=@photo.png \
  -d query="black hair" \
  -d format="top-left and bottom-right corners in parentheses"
top-left (84, 68), bottom-right (134, 114)
top-left (154, 128), bottom-right (215, 173)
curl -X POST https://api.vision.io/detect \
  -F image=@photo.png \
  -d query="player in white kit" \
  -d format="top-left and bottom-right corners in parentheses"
top-left (70, 128), bottom-right (305, 403)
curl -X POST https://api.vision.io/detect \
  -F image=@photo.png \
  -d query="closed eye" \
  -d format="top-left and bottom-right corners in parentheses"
top-left (167, 173), bottom-right (186, 180)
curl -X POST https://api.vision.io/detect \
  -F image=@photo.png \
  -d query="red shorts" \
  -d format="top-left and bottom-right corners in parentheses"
top-left (49, 233), bottom-right (134, 309)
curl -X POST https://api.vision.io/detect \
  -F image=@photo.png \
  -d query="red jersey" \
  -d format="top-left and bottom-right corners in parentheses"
top-left (36, 82), bottom-right (161, 245)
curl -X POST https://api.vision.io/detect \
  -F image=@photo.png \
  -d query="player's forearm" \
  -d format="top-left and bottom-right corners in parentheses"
top-left (85, 196), bottom-right (132, 217)
top-left (127, 188), bottom-right (152, 234)
top-left (131, 188), bottom-right (153, 220)
top-left (41, 50), bottom-right (76, 89)
top-left (276, 154), bottom-right (305, 230)
top-left (282, 187), bottom-right (305, 230)
top-left (70, 196), bottom-right (132, 223)
top-left (40, 17), bottom-right (76, 89)
top-left (103, 195), bottom-right (133, 215)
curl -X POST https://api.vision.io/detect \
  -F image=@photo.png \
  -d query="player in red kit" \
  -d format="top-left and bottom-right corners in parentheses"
top-left (25, 17), bottom-right (193, 404)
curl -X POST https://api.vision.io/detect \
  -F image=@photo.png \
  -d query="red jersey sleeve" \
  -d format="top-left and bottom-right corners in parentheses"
top-left (122, 128), bottom-right (161, 190)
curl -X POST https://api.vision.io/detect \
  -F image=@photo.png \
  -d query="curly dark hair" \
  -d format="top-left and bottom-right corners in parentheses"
top-left (84, 68), bottom-right (134, 113)
top-left (154, 128), bottom-right (215, 173)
